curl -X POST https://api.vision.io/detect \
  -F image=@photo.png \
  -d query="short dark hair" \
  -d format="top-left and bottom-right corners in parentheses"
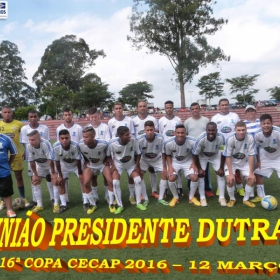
top-left (27, 130), bottom-right (39, 137)
top-left (137, 100), bottom-right (147, 107)
top-left (260, 114), bottom-right (273, 123)
top-left (235, 121), bottom-right (246, 128)
top-left (144, 120), bottom-right (154, 127)
top-left (82, 126), bottom-right (96, 136)
top-left (28, 109), bottom-right (39, 116)
top-left (113, 102), bottom-right (124, 109)
top-left (117, 126), bottom-right (129, 136)
top-left (62, 107), bottom-right (72, 113)
top-left (88, 107), bottom-right (98, 115)
top-left (59, 129), bottom-right (70, 136)
top-left (165, 100), bottom-right (174, 106)
top-left (190, 102), bottom-right (200, 108)
top-left (206, 122), bottom-right (217, 129)
top-left (175, 124), bottom-right (186, 130)
top-left (219, 98), bottom-right (229, 105)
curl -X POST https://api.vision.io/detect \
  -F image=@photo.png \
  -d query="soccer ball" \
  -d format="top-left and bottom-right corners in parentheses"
top-left (12, 198), bottom-right (25, 210)
top-left (261, 195), bottom-right (278, 211)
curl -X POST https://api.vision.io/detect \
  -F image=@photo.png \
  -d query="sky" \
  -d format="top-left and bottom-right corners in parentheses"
top-left (1, 0), bottom-right (280, 108)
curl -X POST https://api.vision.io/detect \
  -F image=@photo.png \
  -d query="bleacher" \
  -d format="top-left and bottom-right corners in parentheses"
top-left (36, 106), bottom-right (280, 140)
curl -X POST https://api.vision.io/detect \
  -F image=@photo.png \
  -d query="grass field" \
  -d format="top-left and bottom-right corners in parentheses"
top-left (1, 160), bottom-right (280, 280)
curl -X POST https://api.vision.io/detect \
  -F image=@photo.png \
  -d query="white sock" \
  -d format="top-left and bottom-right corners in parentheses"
top-left (257, 184), bottom-right (265, 198)
top-left (65, 179), bottom-right (69, 202)
top-left (128, 184), bottom-right (135, 198)
top-left (53, 185), bottom-right (60, 205)
top-left (217, 176), bottom-right (225, 199)
top-left (60, 194), bottom-right (67, 206)
top-left (108, 190), bottom-right (114, 205)
top-left (47, 181), bottom-right (54, 200)
top-left (134, 176), bottom-right (142, 204)
top-left (104, 186), bottom-right (108, 198)
top-left (113, 180), bottom-right (122, 207)
top-left (33, 185), bottom-right (43, 207)
top-left (86, 190), bottom-right (96, 206)
top-left (227, 186), bottom-right (235, 200)
top-left (168, 181), bottom-right (179, 199)
top-left (91, 186), bottom-right (99, 199)
top-left (159, 180), bottom-right (167, 200)
top-left (177, 171), bottom-right (182, 189)
top-left (189, 181), bottom-right (198, 200)
top-left (149, 172), bottom-right (157, 192)
top-left (82, 193), bottom-right (88, 204)
top-left (198, 178), bottom-right (205, 200)
top-left (244, 184), bottom-right (253, 201)
top-left (141, 180), bottom-right (148, 201)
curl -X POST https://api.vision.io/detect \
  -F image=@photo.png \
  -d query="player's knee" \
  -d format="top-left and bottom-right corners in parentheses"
top-left (133, 176), bottom-right (141, 185)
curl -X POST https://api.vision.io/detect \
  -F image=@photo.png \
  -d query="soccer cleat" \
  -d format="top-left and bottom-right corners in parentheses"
top-left (143, 200), bottom-right (149, 207)
top-left (205, 190), bottom-right (214, 197)
top-left (114, 206), bottom-right (124, 215)
top-left (178, 188), bottom-right (184, 197)
top-left (216, 189), bottom-right (220, 196)
top-left (169, 198), bottom-right (179, 207)
top-left (0, 201), bottom-right (6, 210)
top-left (200, 198), bottom-right (208, 207)
top-left (27, 200), bottom-right (37, 209)
top-left (87, 205), bottom-right (97, 214)
top-left (50, 199), bottom-right (54, 206)
top-left (31, 206), bottom-right (44, 213)
top-left (24, 198), bottom-right (30, 207)
top-left (158, 199), bottom-right (169, 206)
top-left (226, 200), bottom-right (236, 207)
top-left (189, 197), bottom-right (201, 206)
top-left (250, 196), bottom-right (262, 203)
top-left (129, 197), bottom-right (136, 205)
top-left (109, 204), bottom-right (116, 213)
top-left (136, 203), bottom-right (147, 211)
top-left (219, 198), bottom-right (227, 207)
top-left (236, 188), bottom-right (245, 197)
top-left (243, 200), bottom-right (256, 208)
top-left (53, 204), bottom-right (60, 213)
top-left (83, 203), bottom-right (89, 212)
top-left (58, 205), bottom-right (68, 214)
top-left (7, 209), bottom-right (16, 218)
top-left (164, 189), bottom-right (169, 198)
top-left (152, 191), bottom-right (159, 199)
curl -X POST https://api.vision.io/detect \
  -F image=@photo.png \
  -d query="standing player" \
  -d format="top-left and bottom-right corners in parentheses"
top-left (27, 130), bottom-right (56, 213)
top-left (192, 122), bottom-right (227, 206)
top-left (223, 122), bottom-right (256, 208)
top-left (20, 109), bottom-right (51, 208)
top-left (108, 102), bottom-right (136, 204)
top-left (0, 132), bottom-right (17, 217)
top-left (184, 102), bottom-right (213, 197)
top-left (159, 101), bottom-right (183, 196)
top-left (137, 121), bottom-right (169, 206)
top-left (254, 114), bottom-right (280, 200)
top-left (211, 98), bottom-right (243, 195)
top-left (56, 107), bottom-right (83, 202)
top-left (133, 101), bottom-right (159, 198)
top-left (79, 126), bottom-right (114, 213)
top-left (164, 125), bottom-right (199, 206)
top-left (0, 106), bottom-right (29, 209)
top-left (53, 129), bottom-right (83, 214)
top-left (107, 126), bottom-right (147, 214)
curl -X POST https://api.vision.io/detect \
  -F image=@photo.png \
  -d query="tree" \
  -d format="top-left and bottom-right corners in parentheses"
top-left (128, 0), bottom-right (229, 107)
top-left (119, 81), bottom-right (154, 108)
top-left (225, 74), bottom-right (259, 103)
top-left (267, 86), bottom-right (280, 100)
top-left (33, 35), bottom-right (106, 108)
top-left (0, 40), bottom-right (37, 109)
top-left (196, 72), bottom-right (224, 105)
top-left (231, 93), bottom-right (255, 104)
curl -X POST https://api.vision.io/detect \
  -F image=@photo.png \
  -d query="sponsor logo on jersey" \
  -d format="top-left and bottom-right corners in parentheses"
top-left (175, 156), bottom-right (186, 161)
top-left (221, 127), bottom-right (232, 133)
top-left (165, 130), bottom-right (174, 136)
top-left (138, 130), bottom-right (144, 135)
top-left (203, 152), bottom-right (216, 157)
top-left (145, 153), bottom-right (157, 159)
top-left (232, 153), bottom-right (245, 159)
top-left (63, 158), bottom-right (75, 163)
top-left (90, 158), bottom-right (100, 163)
top-left (142, 147), bottom-right (147, 150)
top-left (35, 158), bottom-right (48, 163)
top-left (264, 146), bottom-right (276, 153)
top-left (134, 124), bottom-right (139, 127)
top-left (120, 156), bottom-right (132, 163)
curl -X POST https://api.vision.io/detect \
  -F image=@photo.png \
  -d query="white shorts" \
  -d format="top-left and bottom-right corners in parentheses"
top-left (254, 155), bottom-right (280, 178)
top-left (61, 168), bottom-right (80, 179)
top-left (172, 160), bottom-right (195, 179)
top-left (86, 163), bottom-right (105, 176)
top-left (140, 157), bottom-right (163, 173)
top-left (116, 164), bottom-right (135, 177)
top-left (37, 166), bottom-right (51, 178)
top-left (199, 152), bottom-right (222, 172)
top-left (225, 163), bottom-right (250, 178)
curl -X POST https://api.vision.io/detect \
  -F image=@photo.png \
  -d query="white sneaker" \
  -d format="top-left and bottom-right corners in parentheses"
top-left (219, 198), bottom-right (227, 206)
top-left (200, 198), bottom-right (208, 207)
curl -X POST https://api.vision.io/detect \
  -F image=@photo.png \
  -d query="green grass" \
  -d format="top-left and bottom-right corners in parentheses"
top-left (1, 162), bottom-right (280, 280)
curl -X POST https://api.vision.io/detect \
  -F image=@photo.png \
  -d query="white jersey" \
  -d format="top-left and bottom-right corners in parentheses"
top-left (56, 123), bottom-right (83, 142)
top-left (243, 119), bottom-right (261, 137)
top-left (192, 132), bottom-right (225, 159)
top-left (79, 140), bottom-right (108, 168)
top-left (84, 122), bottom-right (110, 141)
top-left (20, 123), bottom-right (50, 144)
top-left (53, 140), bottom-right (81, 169)
top-left (137, 133), bottom-right (164, 162)
top-left (254, 126), bottom-right (280, 160)
top-left (27, 138), bottom-right (53, 169)
top-left (159, 115), bottom-right (182, 141)
top-left (211, 112), bottom-right (240, 140)
top-left (108, 116), bottom-right (135, 139)
top-left (164, 136), bottom-right (196, 165)
top-left (133, 115), bottom-right (159, 136)
top-left (223, 133), bottom-right (256, 166)
top-left (107, 138), bottom-right (140, 169)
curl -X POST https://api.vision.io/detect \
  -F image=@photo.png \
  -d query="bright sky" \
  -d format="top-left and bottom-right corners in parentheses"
top-left (1, 0), bottom-right (280, 108)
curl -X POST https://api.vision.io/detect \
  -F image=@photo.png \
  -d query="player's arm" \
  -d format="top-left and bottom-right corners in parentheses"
top-left (55, 160), bottom-right (63, 185)
top-left (247, 155), bottom-right (256, 184)
top-left (255, 146), bottom-right (261, 169)
top-left (166, 154), bottom-right (175, 175)
top-left (192, 154), bottom-right (204, 177)
top-left (216, 153), bottom-right (225, 177)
